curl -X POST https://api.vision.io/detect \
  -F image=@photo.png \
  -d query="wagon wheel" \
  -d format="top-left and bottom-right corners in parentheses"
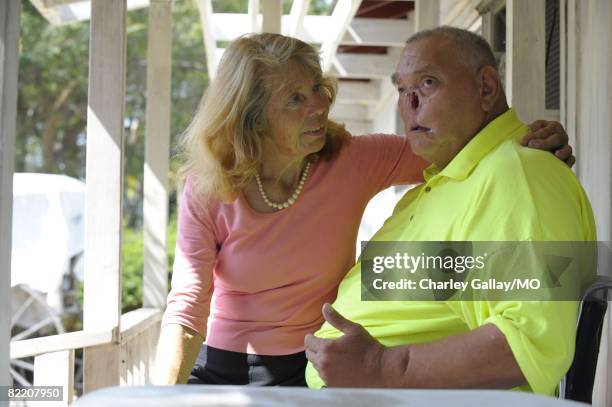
top-left (10, 284), bottom-right (65, 387)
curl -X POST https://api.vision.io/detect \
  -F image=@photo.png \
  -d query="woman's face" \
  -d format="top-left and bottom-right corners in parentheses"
top-left (264, 66), bottom-right (330, 162)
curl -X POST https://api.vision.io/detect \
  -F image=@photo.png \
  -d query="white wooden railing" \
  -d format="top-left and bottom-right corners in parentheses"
top-left (10, 308), bottom-right (163, 404)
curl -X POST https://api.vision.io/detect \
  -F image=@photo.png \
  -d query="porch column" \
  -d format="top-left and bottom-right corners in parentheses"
top-left (505, 0), bottom-right (546, 123)
top-left (0, 0), bottom-right (21, 387)
top-left (261, 0), bottom-right (282, 33)
top-left (414, 0), bottom-right (439, 31)
top-left (83, 0), bottom-right (127, 393)
top-left (143, 0), bottom-right (172, 310)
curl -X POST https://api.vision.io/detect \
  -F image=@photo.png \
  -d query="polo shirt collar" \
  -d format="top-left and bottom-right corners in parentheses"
top-left (423, 108), bottom-right (524, 182)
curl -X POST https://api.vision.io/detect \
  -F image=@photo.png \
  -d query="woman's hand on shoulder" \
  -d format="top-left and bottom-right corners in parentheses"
top-left (522, 120), bottom-right (575, 168)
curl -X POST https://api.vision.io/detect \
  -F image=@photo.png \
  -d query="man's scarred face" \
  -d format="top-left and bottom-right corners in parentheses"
top-left (393, 37), bottom-right (488, 168)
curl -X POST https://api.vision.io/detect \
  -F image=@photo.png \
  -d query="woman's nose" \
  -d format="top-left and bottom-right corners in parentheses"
top-left (309, 95), bottom-right (328, 115)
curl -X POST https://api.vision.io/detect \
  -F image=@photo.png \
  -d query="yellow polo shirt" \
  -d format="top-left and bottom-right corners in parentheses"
top-left (305, 108), bottom-right (596, 394)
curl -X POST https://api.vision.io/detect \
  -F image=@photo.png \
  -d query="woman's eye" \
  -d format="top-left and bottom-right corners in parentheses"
top-left (313, 83), bottom-right (322, 92)
top-left (290, 94), bottom-right (304, 104)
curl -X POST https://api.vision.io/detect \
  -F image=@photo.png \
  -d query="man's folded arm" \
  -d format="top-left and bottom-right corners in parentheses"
top-left (381, 323), bottom-right (525, 389)
top-left (382, 300), bottom-right (578, 394)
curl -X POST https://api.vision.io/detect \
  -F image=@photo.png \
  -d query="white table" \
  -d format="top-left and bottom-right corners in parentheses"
top-left (75, 385), bottom-right (588, 407)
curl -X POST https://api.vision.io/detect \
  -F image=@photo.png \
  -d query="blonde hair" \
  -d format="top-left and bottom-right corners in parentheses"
top-left (178, 33), bottom-right (350, 203)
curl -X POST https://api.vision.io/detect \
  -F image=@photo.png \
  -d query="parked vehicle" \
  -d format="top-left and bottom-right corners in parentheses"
top-left (10, 173), bottom-right (85, 386)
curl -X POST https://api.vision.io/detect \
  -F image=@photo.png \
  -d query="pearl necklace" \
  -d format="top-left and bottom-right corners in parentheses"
top-left (255, 162), bottom-right (311, 210)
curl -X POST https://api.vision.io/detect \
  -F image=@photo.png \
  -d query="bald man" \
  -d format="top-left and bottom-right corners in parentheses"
top-left (304, 26), bottom-right (596, 395)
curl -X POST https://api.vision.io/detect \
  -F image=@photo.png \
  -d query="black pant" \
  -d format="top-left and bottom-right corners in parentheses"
top-left (188, 344), bottom-right (308, 386)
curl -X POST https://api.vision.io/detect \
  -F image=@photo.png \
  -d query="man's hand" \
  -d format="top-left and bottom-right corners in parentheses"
top-left (522, 120), bottom-right (575, 167)
top-left (304, 303), bottom-right (389, 388)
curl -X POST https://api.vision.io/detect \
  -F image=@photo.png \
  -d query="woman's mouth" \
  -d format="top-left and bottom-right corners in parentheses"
top-left (304, 125), bottom-right (325, 136)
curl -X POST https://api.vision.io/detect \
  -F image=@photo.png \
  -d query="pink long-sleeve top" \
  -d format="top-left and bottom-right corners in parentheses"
top-left (161, 134), bottom-right (424, 355)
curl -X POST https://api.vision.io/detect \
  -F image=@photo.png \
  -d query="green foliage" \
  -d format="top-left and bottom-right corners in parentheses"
top-left (121, 213), bottom-right (178, 313)
top-left (121, 227), bottom-right (144, 313)
top-left (17, 1), bottom-right (90, 176)
top-left (167, 212), bottom-right (178, 284)
top-left (213, 0), bottom-right (247, 13)
top-left (309, 0), bottom-right (333, 15)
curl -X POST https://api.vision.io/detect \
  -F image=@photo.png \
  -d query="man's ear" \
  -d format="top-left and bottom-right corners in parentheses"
top-left (478, 65), bottom-right (501, 112)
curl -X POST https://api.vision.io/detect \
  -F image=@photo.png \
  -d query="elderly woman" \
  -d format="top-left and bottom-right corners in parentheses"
top-left (155, 33), bottom-right (574, 387)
